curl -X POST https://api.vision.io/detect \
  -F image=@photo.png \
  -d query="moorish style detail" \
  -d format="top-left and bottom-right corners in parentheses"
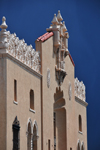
top-left (74, 77), bottom-right (85, 101)
top-left (12, 116), bottom-right (20, 150)
top-left (47, 10), bottom-right (69, 86)
top-left (0, 17), bottom-right (41, 73)
top-left (0, 11), bottom-right (88, 150)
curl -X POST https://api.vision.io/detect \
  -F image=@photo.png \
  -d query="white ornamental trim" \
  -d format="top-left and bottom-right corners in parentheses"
top-left (47, 68), bottom-right (50, 88)
top-left (7, 31), bottom-right (41, 73)
top-left (74, 78), bottom-right (85, 101)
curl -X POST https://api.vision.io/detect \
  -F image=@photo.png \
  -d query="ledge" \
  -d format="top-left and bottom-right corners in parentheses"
top-left (0, 53), bottom-right (42, 78)
top-left (29, 108), bottom-right (35, 113)
top-left (75, 96), bottom-right (88, 107)
top-left (78, 131), bottom-right (83, 135)
top-left (13, 101), bottom-right (18, 105)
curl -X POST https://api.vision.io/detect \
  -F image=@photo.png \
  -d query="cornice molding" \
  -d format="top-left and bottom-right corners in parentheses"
top-left (75, 96), bottom-right (88, 107)
top-left (0, 53), bottom-right (42, 78)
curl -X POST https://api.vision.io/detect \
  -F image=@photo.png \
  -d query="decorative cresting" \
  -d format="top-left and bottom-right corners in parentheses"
top-left (54, 87), bottom-right (65, 111)
top-left (75, 78), bottom-right (85, 101)
top-left (47, 10), bottom-right (69, 85)
top-left (0, 17), bottom-right (41, 73)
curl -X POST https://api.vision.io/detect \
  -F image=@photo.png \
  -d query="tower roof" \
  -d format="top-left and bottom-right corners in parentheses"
top-left (0, 16), bottom-right (8, 29)
top-left (52, 14), bottom-right (58, 25)
top-left (57, 10), bottom-right (63, 22)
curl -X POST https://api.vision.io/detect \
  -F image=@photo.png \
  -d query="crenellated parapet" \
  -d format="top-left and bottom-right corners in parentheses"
top-left (47, 10), bottom-right (69, 86)
top-left (0, 17), bottom-right (41, 73)
top-left (74, 78), bottom-right (86, 101)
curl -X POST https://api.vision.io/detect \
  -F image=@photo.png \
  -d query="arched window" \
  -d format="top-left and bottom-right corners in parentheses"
top-left (33, 125), bottom-right (37, 150)
top-left (30, 90), bottom-right (34, 110)
top-left (27, 122), bottom-right (31, 150)
top-left (33, 120), bottom-right (39, 150)
top-left (79, 115), bottom-right (82, 132)
top-left (78, 143), bottom-right (80, 150)
top-left (81, 145), bottom-right (84, 150)
top-left (81, 142), bottom-right (85, 150)
top-left (12, 116), bottom-right (20, 150)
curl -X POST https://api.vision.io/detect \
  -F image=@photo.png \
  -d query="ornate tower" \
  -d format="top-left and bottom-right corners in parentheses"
top-left (47, 10), bottom-right (69, 86)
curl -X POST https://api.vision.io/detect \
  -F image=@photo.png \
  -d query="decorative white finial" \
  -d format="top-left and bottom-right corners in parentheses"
top-left (0, 16), bottom-right (8, 49)
top-left (0, 16), bottom-right (8, 30)
top-left (52, 14), bottom-right (58, 25)
top-left (63, 21), bottom-right (67, 31)
top-left (57, 10), bottom-right (63, 22)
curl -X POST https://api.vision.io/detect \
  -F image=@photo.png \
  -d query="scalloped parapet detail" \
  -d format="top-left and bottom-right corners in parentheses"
top-left (6, 31), bottom-right (41, 73)
top-left (74, 78), bottom-right (85, 101)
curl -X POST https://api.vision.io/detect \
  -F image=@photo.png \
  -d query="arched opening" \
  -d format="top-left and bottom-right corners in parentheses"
top-left (78, 143), bottom-right (80, 150)
top-left (12, 116), bottom-right (20, 150)
top-left (27, 122), bottom-right (31, 150)
top-left (33, 125), bottom-right (37, 150)
top-left (30, 90), bottom-right (34, 110)
top-left (79, 115), bottom-right (82, 132)
top-left (81, 145), bottom-right (84, 150)
top-left (54, 87), bottom-right (66, 150)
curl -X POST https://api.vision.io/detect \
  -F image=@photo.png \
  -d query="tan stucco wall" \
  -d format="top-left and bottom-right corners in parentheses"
top-left (0, 34), bottom-right (88, 150)
top-left (37, 36), bottom-right (88, 150)
top-left (41, 37), bottom-right (57, 150)
top-left (6, 57), bottom-right (41, 150)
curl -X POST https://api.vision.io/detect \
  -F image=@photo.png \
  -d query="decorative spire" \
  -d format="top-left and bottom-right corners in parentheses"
top-left (52, 14), bottom-right (58, 25)
top-left (13, 116), bottom-right (20, 126)
top-left (65, 32), bottom-right (69, 39)
top-left (0, 16), bottom-right (8, 49)
top-left (0, 16), bottom-right (8, 30)
top-left (63, 21), bottom-right (67, 32)
top-left (57, 10), bottom-right (63, 22)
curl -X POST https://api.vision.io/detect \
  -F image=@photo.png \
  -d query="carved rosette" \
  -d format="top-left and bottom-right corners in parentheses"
top-left (74, 78), bottom-right (85, 101)
top-left (68, 82), bottom-right (72, 100)
top-left (47, 68), bottom-right (50, 88)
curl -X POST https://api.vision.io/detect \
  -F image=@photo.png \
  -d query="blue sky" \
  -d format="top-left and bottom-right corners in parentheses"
top-left (0, 0), bottom-right (100, 149)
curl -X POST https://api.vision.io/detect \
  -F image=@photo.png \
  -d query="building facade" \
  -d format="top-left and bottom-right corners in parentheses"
top-left (0, 10), bottom-right (88, 150)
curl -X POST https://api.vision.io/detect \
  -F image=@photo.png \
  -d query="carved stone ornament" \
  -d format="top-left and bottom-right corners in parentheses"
top-left (47, 68), bottom-right (50, 88)
top-left (74, 78), bottom-right (85, 101)
top-left (68, 82), bottom-right (72, 100)
top-left (47, 11), bottom-right (69, 86)
top-left (0, 17), bottom-right (41, 74)
top-left (55, 66), bottom-right (67, 86)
